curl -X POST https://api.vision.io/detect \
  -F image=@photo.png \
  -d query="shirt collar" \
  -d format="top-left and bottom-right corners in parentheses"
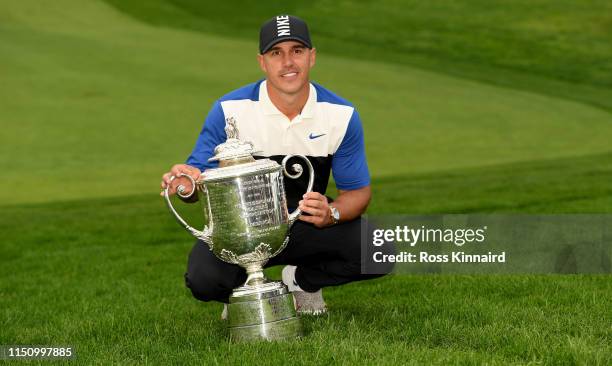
top-left (259, 80), bottom-right (316, 119)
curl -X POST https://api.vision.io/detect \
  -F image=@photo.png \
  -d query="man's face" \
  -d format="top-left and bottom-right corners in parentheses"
top-left (258, 41), bottom-right (316, 95)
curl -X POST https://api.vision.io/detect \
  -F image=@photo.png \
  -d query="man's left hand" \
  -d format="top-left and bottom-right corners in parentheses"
top-left (298, 192), bottom-right (333, 228)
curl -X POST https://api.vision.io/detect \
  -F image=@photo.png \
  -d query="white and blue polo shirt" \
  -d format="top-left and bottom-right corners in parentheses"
top-left (186, 79), bottom-right (370, 208)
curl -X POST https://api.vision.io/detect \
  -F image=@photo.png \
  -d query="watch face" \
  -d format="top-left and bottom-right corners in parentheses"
top-left (332, 207), bottom-right (340, 220)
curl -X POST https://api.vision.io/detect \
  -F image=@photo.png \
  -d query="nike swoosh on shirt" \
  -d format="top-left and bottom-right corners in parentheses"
top-left (309, 133), bottom-right (326, 139)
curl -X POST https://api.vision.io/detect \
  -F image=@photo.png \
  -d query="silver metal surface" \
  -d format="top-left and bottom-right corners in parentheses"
top-left (202, 159), bottom-right (280, 182)
top-left (231, 281), bottom-right (287, 300)
top-left (228, 291), bottom-right (296, 327)
top-left (163, 174), bottom-right (212, 245)
top-left (207, 117), bottom-right (260, 163)
top-left (163, 117), bottom-right (315, 341)
top-left (175, 174), bottom-right (196, 199)
top-left (282, 155), bottom-right (315, 226)
top-left (229, 316), bottom-right (303, 342)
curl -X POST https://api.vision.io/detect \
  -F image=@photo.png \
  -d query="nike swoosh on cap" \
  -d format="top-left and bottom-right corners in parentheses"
top-left (309, 133), bottom-right (326, 139)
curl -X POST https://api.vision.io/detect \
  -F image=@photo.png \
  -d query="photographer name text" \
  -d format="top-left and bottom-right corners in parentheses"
top-left (373, 251), bottom-right (506, 263)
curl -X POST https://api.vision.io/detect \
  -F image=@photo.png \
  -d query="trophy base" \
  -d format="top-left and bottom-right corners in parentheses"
top-left (227, 281), bottom-right (302, 342)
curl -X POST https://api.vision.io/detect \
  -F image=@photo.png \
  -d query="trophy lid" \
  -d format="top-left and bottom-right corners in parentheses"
top-left (201, 117), bottom-right (280, 182)
top-left (203, 159), bottom-right (280, 182)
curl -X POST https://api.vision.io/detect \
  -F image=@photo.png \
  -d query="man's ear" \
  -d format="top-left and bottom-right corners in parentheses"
top-left (309, 48), bottom-right (316, 68)
top-left (257, 54), bottom-right (267, 73)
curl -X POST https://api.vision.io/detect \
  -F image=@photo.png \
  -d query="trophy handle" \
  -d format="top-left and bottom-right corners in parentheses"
top-left (282, 155), bottom-right (315, 227)
top-left (163, 173), bottom-right (213, 246)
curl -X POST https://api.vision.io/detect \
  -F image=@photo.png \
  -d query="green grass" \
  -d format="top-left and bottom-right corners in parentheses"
top-left (369, 152), bottom-right (612, 214)
top-left (1, 182), bottom-right (610, 364)
top-left (104, 0), bottom-right (612, 112)
top-left (1, 156), bottom-right (611, 363)
top-left (1, 0), bottom-right (611, 364)
top-left (103, 0), bottom-right (612, 87)
top-left (2, 0), bottom-right (612, 205)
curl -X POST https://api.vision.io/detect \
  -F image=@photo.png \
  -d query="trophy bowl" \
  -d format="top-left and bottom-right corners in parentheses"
top-left (164, 117), bottom-right (314, 342)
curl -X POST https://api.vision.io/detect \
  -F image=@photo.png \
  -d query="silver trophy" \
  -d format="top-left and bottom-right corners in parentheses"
top-left (164, 117), bottom-right (314, 341)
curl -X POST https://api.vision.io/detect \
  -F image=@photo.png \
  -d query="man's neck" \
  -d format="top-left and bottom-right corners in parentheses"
top-left (266, 81), bottom-right (310, 121)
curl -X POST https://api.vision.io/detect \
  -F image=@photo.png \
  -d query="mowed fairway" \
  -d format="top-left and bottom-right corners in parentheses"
top-left (0, 1), bottom-right (611, 364)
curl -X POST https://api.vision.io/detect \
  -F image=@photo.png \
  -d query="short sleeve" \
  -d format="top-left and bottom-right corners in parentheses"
top-left (186, 101), bottom-right (226, 170)
top-left (331, 109), bottom-right (370, 190)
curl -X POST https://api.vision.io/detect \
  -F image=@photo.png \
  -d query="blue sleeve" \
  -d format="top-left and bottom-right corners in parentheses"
top-left (332, 109), bottom-right (370, 190)
top-left (186, 101), bottom-right (226, 170)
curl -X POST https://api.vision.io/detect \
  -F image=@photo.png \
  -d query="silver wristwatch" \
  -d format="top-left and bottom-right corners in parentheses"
top-left (329, 206), bottom-right (340, 225)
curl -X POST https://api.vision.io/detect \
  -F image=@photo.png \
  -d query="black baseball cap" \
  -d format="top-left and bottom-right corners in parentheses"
top-left (259, 15), bottom-right (312, 54)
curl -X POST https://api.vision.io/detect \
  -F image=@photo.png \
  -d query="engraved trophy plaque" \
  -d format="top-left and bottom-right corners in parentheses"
top-left (163, 117), bottom-right (314, 341)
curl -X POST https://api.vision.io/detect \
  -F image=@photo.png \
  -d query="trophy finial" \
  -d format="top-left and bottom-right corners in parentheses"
top-left (225, 117), bottom-right (239, 139)
top-left (208, 117), bottom-right (259, 164)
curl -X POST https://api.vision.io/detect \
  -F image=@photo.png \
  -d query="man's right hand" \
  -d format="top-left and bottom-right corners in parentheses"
top-left (160, 164), bottom-right (202, 197)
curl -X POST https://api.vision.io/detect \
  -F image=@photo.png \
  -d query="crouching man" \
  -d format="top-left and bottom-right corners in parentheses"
top-left (161, 15), bottom-right (394, 317)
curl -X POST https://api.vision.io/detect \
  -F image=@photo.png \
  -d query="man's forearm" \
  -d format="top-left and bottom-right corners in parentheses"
top-left (330, 185), bottom-right (371, 223)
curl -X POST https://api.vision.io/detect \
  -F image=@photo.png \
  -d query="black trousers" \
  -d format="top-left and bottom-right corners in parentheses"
top-left (184, 218), bottom-right (394, 303)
